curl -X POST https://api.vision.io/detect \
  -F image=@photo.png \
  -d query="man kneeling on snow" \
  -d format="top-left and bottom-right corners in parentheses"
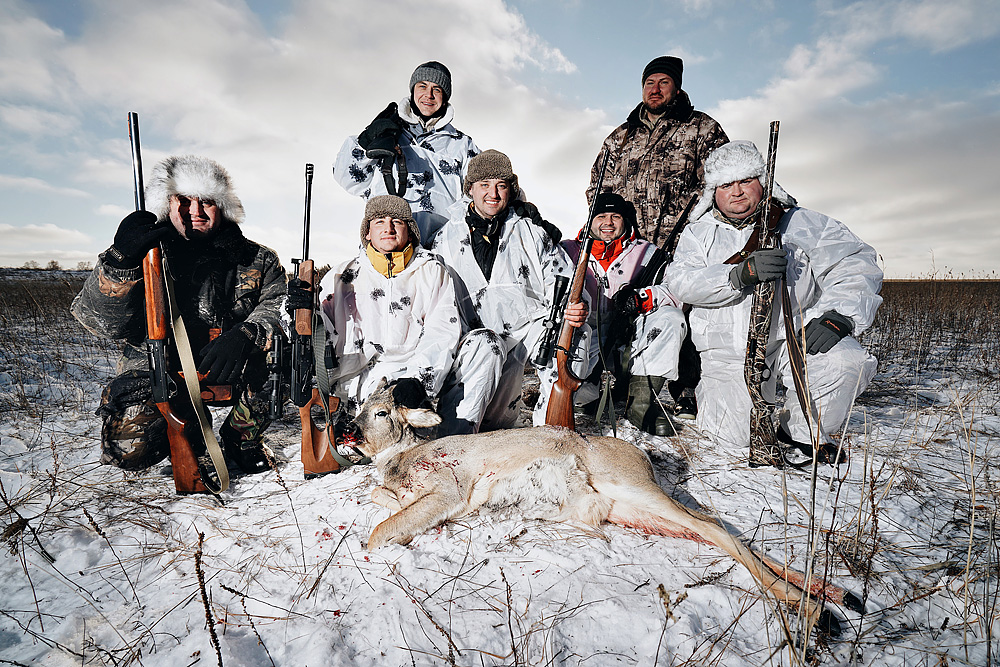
top-left (285, 195), bottom-right (504, 436)
top-left (72, 156), bottom-right (287, 474)
top-left (665, 140), bottom-right (882, 466)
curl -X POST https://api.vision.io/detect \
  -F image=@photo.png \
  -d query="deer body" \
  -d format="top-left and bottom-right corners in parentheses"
top-left (351, 382), bottom-right (861, 633)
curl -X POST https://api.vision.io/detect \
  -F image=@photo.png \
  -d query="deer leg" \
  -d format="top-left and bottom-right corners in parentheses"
top-left (368, 491), bottom-right (467, 550)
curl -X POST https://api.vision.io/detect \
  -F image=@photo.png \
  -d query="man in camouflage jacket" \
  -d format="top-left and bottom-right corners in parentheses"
top-left (586, 56), bottom-right (729, 419)
top-left (72, 156), bottom-right (286, 475)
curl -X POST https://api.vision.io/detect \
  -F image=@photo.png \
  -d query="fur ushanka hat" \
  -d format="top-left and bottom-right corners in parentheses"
top-left (144, 155), bottom-right (245, 224)
top-left (463, 149), bottom-right (520, 199)
top-left (360, 195), bottom-right (420, 244)
top-left (690, 140), bottom-right (796, 221)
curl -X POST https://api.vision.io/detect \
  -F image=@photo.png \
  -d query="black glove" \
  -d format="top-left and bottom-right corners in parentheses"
top-left (105, 211), bottom-right (174, 269)
top-left (285, 278), bottom-right (314, 317)
top-left (731, 248), bottom-right (787, 289)
top-left (198, 324), bottom-right (260, 384)
top-left (612, 285), bottom-right (641, 320)
top-left (357, 102), bottom-right (403, 159)
top-left (803, 311), bottom-right (853, 355)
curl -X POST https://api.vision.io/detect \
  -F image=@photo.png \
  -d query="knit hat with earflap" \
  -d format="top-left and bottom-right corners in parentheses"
top-left (690, 140), bottom-right (796, 221)
top-left (360, 194), bottom-right (420, 244)
top-left (589, 192), bottom-right (637, 234)
top-left (145, 155), bottom-right (245, 224)
top-left (409, 61), bottom-right (452, 101)
top-left (463, 149), bottom-right (520, 199)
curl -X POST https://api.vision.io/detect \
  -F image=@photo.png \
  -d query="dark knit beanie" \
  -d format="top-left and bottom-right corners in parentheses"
top-left (463, 149), bottom-right (519, 198)
top-left (590, 192), bottom-right (637, 231)
top-left (360, 195), bottom-right (419, 243)
top-left (641, 56), bottom-right (683, 89)
top-left (409, 61), bottom-right (452, 101)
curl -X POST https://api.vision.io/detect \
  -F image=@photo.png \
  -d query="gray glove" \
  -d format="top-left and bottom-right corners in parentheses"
top-left (730, 248), bottom-right (787, 289)
top-left (803, 311), bottom-right (853, 355)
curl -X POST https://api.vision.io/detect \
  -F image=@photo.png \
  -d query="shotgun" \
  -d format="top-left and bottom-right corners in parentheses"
top-left (132, 112), bottom-right (231, 494)
top-left (743, 121), bottom-right (783, 467)
top-left (544, 150), bottom-right (610, 430)
top-left (290, 164), bottom-right (316, 408)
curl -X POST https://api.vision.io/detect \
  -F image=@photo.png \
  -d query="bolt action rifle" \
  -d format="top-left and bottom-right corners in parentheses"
top-left (544, 150), bottom-right (610, 430)
top-left (290, 165), bottom-right (361, 477)
top-left (131, 112), bottom-right (230, 494)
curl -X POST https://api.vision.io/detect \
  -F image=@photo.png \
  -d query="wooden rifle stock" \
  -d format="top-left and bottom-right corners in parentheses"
top-left (544, 150), bottom-right (610, 430)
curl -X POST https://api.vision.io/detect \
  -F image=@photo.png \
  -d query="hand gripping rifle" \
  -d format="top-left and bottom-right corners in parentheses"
top-left (291, 165), bottom-right (359, 477)
top-left (544, 150), bottom-right (610, 430)
top-left (131, 112), bottom-right (230, 494)
top-left (740, 122), bottom-right (784, 467)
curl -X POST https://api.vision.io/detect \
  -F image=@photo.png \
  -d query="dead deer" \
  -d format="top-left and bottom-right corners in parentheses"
top-left (348, 379), bottom-right (863, 635)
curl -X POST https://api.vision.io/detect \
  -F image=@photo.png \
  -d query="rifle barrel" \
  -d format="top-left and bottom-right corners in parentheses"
top-left (128, 112), bottom-right (144, 211)
top-left (302, 163), bottom-right (314, 261)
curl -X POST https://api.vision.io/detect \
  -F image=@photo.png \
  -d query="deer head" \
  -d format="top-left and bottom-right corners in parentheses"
top-left (349, 378), bottom-right (441, 458)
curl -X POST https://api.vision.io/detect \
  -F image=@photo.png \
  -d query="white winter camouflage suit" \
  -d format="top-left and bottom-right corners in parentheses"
top-left (666, 206), bottom-right (882, 450)
top-left (318, 244), bottom-right (503, 435)
top-left (334, 99), bottom-right (479, 245)
top-left (432, 200), bottom-right (587, 429)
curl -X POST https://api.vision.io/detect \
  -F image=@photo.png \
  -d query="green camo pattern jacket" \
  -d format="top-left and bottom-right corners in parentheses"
top-left (71, 223), bottom-right (286, 375)
top-left (587, 91), bottom-right (728, 250)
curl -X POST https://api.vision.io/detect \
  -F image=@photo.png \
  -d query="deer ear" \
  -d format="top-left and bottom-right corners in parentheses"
top-left (374, 377), bottom-right (390, 393)
top-left (399, 407), bottom-right (442, 429)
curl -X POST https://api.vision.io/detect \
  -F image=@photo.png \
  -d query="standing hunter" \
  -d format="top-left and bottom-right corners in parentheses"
top-left (71, 156), bottom-right (286, 475)
top-left (587, 55), bottom-right (729, 421)
top-left (334, 61), bottom-right (480, 246)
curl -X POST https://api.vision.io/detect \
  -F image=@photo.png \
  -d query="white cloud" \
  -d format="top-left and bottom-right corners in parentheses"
top-left (0, 104), bottom-right (78, 135)
top-left (0, 174), bottom-right (91, 198)
top-left (0, 223), bottom-right (92, 247)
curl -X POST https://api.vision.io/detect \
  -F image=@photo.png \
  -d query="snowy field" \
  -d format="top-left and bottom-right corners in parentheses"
top-left (1, 270), bottom-right (997, 666)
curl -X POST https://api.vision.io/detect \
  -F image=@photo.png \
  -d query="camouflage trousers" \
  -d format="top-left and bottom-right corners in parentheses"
top-left (96, 364), bottom-right (271, 471)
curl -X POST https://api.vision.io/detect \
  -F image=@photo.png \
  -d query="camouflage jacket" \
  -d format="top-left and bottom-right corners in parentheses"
top-left (71, 223), bottom-right (286, 375)
top-left (586, 91), bottom-right (728, 250)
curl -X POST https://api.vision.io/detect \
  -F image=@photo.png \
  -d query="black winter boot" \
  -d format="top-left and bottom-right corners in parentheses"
top-left (626, 375), bottom-right (675, 436)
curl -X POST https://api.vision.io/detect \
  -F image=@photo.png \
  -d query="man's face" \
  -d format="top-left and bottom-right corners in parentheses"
top-left (169, 195), bottom-right (221, 239)
top-left (470, 179), bottom-right (510, 219)
top-left (413, 81), bottom-right (444, 116)
top-left (590, 212), bottom-right (626, 242)
top-left (642, 73), bottom-right (677, 114)
top-left (366, 216), bottom-right (411, 253)
top-left (714, 178), bottom-right (764, 220)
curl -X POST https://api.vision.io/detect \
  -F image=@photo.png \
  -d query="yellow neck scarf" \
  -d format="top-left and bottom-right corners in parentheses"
top-left (365, 242), bottom-right (414, 278)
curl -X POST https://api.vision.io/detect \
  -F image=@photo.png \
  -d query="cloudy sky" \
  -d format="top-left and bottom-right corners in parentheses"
top-left (2, 0), bottom-right (998, 278)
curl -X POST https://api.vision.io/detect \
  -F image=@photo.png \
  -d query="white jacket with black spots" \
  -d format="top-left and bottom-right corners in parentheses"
top-left (431, 201), bottom-right (573, 358)
top-left (318, 245), bottom-right (462, 409)
top-left (665, 206), bottom-right (883, 358)
top-left (334, 99), bottom-right (480, 245)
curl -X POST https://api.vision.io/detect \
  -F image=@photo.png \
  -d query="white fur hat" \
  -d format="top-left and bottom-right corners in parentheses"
top-left (690, 140), bottom-right (795, 221)
top-left (144, 155), bottom-right (245, 224)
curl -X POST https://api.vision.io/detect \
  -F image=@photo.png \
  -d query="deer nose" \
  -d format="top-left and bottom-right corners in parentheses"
top-left (335, 418), bottom-right (362, 447)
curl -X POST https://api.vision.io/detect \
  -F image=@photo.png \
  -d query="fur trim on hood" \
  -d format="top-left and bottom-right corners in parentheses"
top-left (690, 140), bottom-right (796, 221)
top-left (398, 95), bottom-right (455, 132)
top-left (145, 155), bottom-right (245, 224)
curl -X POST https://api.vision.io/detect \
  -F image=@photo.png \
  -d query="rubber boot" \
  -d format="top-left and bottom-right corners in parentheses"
top-left (626, 375), bottom-right (675, 436)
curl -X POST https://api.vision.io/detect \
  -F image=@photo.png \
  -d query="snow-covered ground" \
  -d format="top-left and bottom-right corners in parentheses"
top-left (1, 273), bottom-right (996, 666)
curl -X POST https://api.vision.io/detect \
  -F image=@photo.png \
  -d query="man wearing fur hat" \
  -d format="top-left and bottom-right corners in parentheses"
top-left (665, 141), bottom-right (882, 464)
top-left (587, 55), bottom-right (729, 420)
top-left (557, 192), bottom-right (687, 436)
top-left (72, 156), bottom-right (287, 474)
top-left (334, 61), bottom-right (480, 246)
top-left (432, 149), bottom-right (589, 430)
top-left (286, 195), bottom-right (503, 435)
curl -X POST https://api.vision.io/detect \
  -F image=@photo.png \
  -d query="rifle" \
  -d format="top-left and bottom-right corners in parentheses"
top-left (266, 332), bottom-right (289, 422)
top-left (544, 150), bottom-right (610, 430)
top-left (131, 112), bottom-right (230, 494)
top-left (532, 275), bottom-right (570, 367)
top-left (742, 121), bottom-right (783, 467)
top-left (291, 164), bottom-right (349, 477)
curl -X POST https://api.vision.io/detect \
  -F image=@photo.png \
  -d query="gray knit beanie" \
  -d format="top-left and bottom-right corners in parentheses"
top-left (463, 149), bottom-right (519, 198)
top-left (409, 61), bottom-right (452, 101)
top-left (144, 155), bottom-right (245, 224)
top-left (360, 195), bottom-right (420, 243)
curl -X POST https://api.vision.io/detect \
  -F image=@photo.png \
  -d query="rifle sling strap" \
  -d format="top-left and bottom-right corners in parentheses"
top-left (723, 204), bottom-right (786, 265)
top-left (162, 255), bottom-right (230, 493)
top-left (311, 312), bottom-right (369, 468)
top-left (380, 148), bottom-right (408, 198)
